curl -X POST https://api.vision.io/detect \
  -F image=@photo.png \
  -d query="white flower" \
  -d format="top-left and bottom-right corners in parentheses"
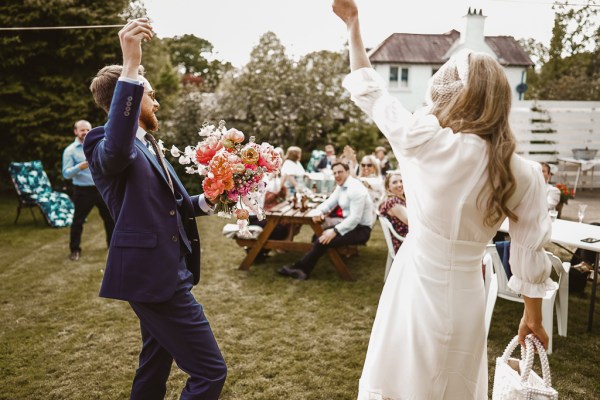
top-left (185, 166), bottom-right (196, 174)
top-left (184, 146), bottom-right (196, 158)
top-left (198, 125), bottom-right (215, 137)
top-left (157, 139), bottom-right (166, 154)
top-left (171, 145), bottom-right (181, 157)
top-left (179, 155), bottom-right (191, 165)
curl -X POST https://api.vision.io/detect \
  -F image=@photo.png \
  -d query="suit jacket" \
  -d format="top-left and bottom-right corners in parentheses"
top-left (84, 80), bottom-right (207, 303)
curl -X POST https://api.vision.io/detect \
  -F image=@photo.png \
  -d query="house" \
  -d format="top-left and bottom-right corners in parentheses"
top-left (368, 8), bottom-right (534, 111)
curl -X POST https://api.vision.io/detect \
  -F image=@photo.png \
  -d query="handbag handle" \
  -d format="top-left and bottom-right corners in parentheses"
top-left (501, 335), bottom-right (552, 388)
top-left (522, 335), bottom-right (553, 388)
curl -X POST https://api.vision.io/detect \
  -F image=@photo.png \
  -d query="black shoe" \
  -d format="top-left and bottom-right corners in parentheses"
top-left (277, 265), bottom-right (308, 280)
top-left (69, 250), bottom-right (81, 261)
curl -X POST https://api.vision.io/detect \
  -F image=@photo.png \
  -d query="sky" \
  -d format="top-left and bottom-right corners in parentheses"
top-left (143, 0), bottom-right (560, 67)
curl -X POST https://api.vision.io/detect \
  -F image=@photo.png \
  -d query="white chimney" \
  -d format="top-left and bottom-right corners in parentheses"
top-left (460, 7), bottom-right (488, 52)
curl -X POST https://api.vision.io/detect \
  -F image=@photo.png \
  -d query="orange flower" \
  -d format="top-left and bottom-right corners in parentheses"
top-left (240, 145), bottom-right (259, 165)
top-left (235, 209), bottom-right (249, 220)
top-left (202, 177), bottom-right (225, 200)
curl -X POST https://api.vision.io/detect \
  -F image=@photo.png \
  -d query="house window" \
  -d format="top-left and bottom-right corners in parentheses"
top-left (389, 66), bottom-right (409, 88)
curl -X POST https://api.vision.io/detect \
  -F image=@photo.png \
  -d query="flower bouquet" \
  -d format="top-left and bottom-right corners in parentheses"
top-left (171, 121), bottom-right (282, 237)
top-left (555, 183), bottom-right (575, 205)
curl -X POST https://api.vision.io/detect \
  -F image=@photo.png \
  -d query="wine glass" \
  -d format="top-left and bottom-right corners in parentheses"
top-left (578, 204), bottom-right (588, 223)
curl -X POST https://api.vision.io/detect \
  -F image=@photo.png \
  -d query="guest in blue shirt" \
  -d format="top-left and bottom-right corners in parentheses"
top-left (278, 161), bottom-right (375, 280)
top-left (62, 119), bottom-right (114, 261)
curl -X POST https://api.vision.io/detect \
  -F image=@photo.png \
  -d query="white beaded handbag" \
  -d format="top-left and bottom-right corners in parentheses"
top-left (492, 334), bottom-right (558, 400)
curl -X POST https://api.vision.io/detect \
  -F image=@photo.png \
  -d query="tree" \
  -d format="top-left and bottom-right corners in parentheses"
top-left (216, 32), bottom-right (371, 157)
top-left (527, 0), bottom-right (600, 100)
top-left (163, 35), bottom-right (232, 92)
top-left (0, 0), bottom-right (129, 190)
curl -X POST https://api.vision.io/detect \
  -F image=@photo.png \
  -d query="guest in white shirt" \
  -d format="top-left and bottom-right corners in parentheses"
top-left (280, 146), bottom-right (306, 195)
top-left (277, 161), bottom-right (375, 280)
top-left (541, 162), bottom-right (560, 210)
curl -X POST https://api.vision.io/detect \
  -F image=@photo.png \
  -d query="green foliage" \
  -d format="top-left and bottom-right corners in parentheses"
top-left (525, 0), bottom-right (600, 100)
top-left (164, 35), bottom-right (233, 92)
top-left (0, 0), bottom-right (128, 190)
top-left (216, 32), bottom-right (370, 157)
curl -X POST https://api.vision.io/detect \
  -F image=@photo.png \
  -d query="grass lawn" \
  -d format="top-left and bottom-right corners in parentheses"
top-left (0, 194), bottom-right (599, 399)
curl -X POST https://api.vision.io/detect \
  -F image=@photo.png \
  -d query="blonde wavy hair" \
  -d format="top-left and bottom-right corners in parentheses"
top-left (430, 52), bottom-right (518, 227)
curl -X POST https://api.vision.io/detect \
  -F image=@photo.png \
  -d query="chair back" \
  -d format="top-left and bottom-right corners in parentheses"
top-left (8, 161), bottom-right (52, 202)
top-left (547, 251), bottom-right (570, 337)
top-left (379, 215), bottom-right (405, 282)
top-left (485, 244), bottom-right (523, 302)
top-left (379, 216), bottom-right (404, 258)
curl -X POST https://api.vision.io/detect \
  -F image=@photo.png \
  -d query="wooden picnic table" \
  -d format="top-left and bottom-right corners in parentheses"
top-left (235, 197), bottom-right (355, 281)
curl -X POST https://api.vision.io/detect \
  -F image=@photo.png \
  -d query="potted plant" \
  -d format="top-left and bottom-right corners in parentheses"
top-left (555, 183), bottom-right (575, 217)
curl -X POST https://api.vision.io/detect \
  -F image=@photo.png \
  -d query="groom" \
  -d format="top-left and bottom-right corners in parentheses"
top-left (84, 19), bottom-right (226, 399)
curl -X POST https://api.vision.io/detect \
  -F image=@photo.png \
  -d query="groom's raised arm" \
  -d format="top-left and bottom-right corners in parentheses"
top-left (85, 19), bottom-right (154, 177)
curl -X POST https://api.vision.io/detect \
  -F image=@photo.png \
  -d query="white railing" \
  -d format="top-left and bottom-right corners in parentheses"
top-left (511, 100), bottom-right (600, 188)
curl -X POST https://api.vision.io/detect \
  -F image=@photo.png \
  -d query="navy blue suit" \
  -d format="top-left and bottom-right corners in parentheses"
top-left (84, 80), bottom-right (226, 399)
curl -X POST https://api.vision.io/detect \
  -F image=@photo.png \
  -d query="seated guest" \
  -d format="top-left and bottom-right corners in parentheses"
top-left (374, 146), bottom-right (392, 176)
top-left (277, 162), bottom-right (375, 280)
top-left (281, 146), bottom-right (306, 196)
top-left (379, 173), bottom-right (409, 252)
top-left (316, 144), bottom-right (337, 171)
top-left (358, 154), bottom-right (385, 207)
top-left (541, 162), bottom-right (560, 210)
top-left (339, 144), bottom-right (358, 175)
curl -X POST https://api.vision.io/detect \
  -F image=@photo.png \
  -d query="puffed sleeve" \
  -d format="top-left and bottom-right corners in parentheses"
top-left (507, 162), bottom-right (558, 298)
top-left (342, 68), bottom-right (441, 154)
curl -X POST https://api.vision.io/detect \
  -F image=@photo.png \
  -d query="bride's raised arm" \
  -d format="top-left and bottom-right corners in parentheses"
top-left (332, 0), bottom-right (371, 71)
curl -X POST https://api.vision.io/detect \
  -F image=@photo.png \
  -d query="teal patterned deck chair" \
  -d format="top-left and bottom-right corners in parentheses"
top-left (8, 161), bottom-right (74, 227)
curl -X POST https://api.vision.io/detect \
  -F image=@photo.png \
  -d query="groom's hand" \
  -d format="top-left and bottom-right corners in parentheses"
top-left (119, 18), bottom-right (154, 79)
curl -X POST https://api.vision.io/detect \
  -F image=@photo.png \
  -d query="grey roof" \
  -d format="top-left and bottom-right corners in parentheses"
top-left (369, 30), bottom-right (533, 67)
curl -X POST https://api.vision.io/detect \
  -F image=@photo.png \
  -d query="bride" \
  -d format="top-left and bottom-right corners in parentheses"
top-left (331, 1), bottom-right (555, 398)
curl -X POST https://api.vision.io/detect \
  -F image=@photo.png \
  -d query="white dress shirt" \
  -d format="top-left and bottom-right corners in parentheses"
top-left (316, 175), bottom-right (375, 236)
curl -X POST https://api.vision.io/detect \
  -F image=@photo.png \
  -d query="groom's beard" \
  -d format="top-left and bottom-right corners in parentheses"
top-left (141, 108), bottom-right (159, 132)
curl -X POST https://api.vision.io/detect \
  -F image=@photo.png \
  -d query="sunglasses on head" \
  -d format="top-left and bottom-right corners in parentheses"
top-left (361, 163), bottom-right (373, 167)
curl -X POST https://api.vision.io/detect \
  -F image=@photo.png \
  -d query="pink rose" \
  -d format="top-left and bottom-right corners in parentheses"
top-left (196, 137), bottom-right (223, 165)
top-left (223, 128), bottom-right (245, 144)
top-left (258, 144), bottom-right (283, 173)
top-left (202, 177), bottom-right (225, 200)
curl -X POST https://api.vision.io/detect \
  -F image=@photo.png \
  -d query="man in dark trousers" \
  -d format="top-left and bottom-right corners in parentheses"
top-left (84, 19), bottom-right (226, 399)
top-left (62, 119), bottom-right (114, 261)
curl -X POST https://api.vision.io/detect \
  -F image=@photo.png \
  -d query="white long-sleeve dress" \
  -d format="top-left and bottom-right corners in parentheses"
top-left (343, 68), bottom-right (557, 400)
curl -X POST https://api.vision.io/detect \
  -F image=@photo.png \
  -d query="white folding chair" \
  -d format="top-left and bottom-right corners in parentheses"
top-left (378, 216), bottom-right (405, 282)
top-left (548, 252), bottom-right (570, 337)
top-left (485, 244), bottom-right (559, 354)
top-left (483, 253), bottom-right (498, 338)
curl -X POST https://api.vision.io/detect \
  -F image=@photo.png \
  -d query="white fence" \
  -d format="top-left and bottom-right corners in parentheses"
top-left (510, 101), bottom-right (600, 189)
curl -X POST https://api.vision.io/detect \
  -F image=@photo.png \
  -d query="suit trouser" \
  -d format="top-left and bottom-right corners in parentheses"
top-left (129, 259), bottom-right (227, 400)
top-left (295, 224), bottom-right (371, 275)
top-left (69, 185), bottom-right (114, 252)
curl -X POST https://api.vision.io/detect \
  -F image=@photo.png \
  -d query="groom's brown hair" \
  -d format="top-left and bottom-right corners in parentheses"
top-left (90, 64), bottom-right (145, 113)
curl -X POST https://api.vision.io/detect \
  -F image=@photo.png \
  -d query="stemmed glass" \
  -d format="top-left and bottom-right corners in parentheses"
top-left (578, 204), bottom-right (588, 223)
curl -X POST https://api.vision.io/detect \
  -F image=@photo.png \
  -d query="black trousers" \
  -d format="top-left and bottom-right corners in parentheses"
top-left (295, 225), bottom-right (371, 275)
top-left (70, 185), bottom-right (114, 252)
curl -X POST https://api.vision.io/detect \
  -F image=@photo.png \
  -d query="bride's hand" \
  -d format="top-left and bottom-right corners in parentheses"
top-left (518, 316), bottom-right (549, 350)
top-left (332, 0), bottom-right (359, 24)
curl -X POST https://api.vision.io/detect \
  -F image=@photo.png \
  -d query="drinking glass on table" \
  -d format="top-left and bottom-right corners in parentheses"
top-left (577, 204), bottom-right (587, 223)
